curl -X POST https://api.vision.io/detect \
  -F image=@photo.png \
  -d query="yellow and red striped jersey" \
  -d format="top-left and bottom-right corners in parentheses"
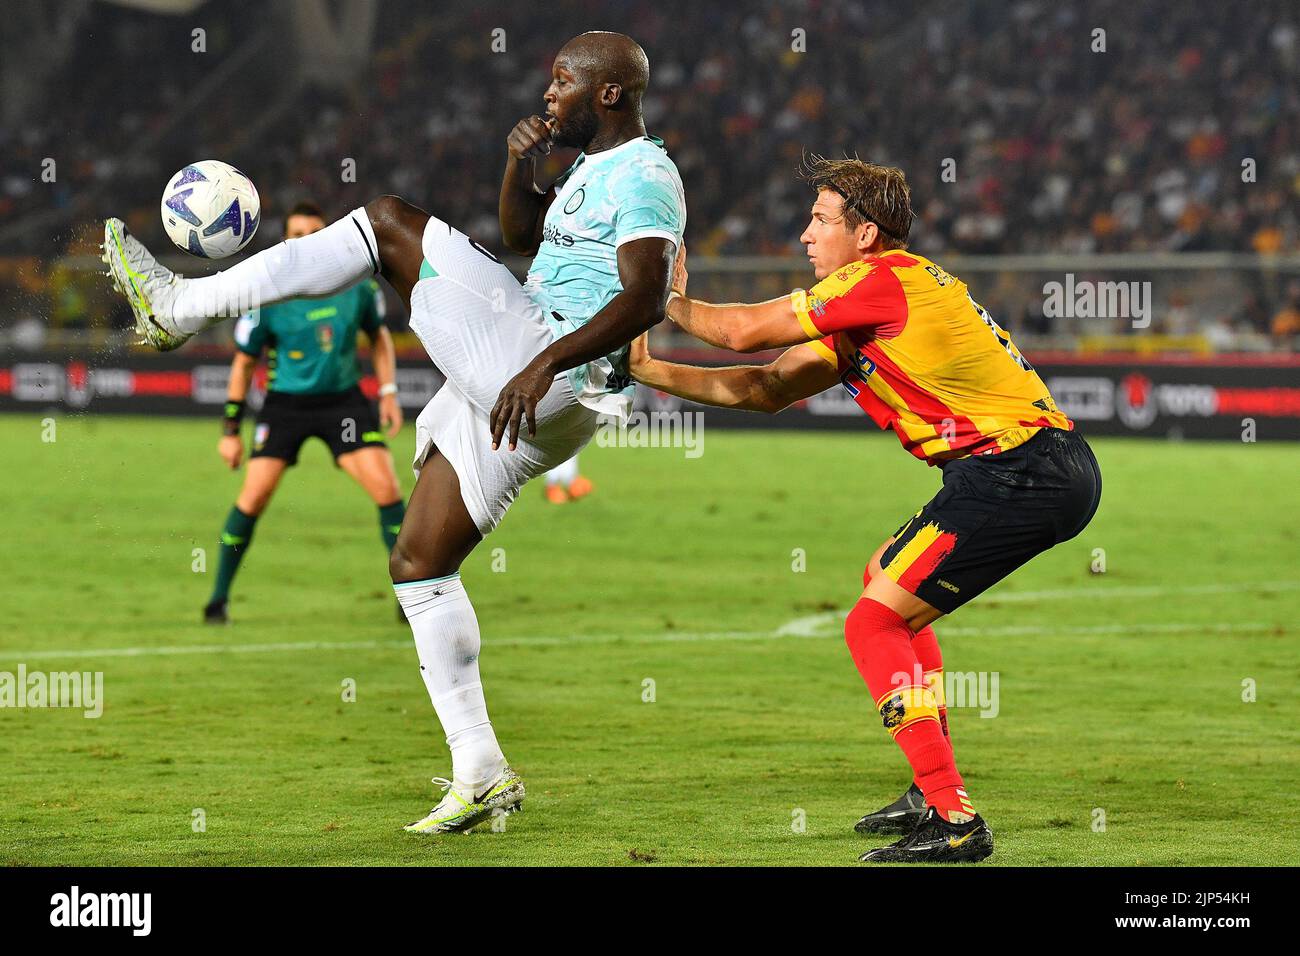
top-left (792, 250), bottom-right (1071, 465)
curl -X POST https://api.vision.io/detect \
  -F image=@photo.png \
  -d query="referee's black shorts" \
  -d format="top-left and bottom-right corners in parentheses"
top-left (877, 427), bottom-right (1102, 614)
top-left (249, 386), bottom-right (386, 466)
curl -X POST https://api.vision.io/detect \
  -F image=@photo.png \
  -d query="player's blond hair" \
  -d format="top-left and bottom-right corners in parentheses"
top-left (799, 155), bottom-right (913, 250)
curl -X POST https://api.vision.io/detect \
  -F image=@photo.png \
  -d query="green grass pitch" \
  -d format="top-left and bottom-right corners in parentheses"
top-left (0, 412), bottom-right (1296, 866)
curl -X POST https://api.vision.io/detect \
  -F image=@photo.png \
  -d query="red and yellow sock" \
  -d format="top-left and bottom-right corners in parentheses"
top-left (845, 597), bottom-right (975, 823)
top-left (862, 567), bottom-right (955, 754)
top-left (911, 624), bottom-right (951, 748)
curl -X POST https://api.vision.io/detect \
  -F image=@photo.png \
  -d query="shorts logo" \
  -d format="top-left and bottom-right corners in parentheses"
top-left (937, 579), bottom-right (960, 593)
top-left (254, 423), bottom-right (269, 449)
top-left (880, 693), bottom-right (906, 730)
top-left (563, 187), bottom-right (585, 214)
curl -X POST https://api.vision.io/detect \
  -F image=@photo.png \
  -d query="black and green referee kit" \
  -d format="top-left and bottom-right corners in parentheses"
top-left (207, 279), bottom-right (405, 621)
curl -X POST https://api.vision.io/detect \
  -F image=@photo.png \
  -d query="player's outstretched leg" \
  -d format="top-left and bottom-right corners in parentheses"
top-left (390, 449), bottom-right (524, 834)
top-left (102, 195), bottom-right (427, 351)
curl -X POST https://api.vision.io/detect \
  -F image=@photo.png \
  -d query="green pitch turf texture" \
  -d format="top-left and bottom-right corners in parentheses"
top-left (0, 413), bottom-right (1296, 867)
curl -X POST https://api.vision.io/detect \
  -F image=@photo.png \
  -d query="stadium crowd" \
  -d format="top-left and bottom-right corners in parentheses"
top-left (2, 0), bottom-right (1298, 344)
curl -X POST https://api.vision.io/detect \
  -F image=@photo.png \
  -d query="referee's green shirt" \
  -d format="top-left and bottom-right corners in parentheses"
top-left (234, 280), bottom-right (385, 395)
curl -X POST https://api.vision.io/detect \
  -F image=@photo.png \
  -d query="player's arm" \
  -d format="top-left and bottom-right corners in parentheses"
top-left (629, 333), bottom-right (838, 413)
top-left (364, 324), bottom-right (403, 437)
top-left (218, 351), bottom-right (258, 470)
top-left (661, 243), bottom-right (806, 351)
top-left (490, 236), bottom-right (675, 449)
top-left (499, 116), bottom-right (559, 256)
top-left (665, 249), bottom-right (897, 353)
top-left (660, 242), bottom-right (810, 352)
top-left (667, 292), bottom-right (816, 353)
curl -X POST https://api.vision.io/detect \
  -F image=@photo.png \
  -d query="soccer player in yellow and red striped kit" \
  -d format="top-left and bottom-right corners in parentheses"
top-left (630, 157), bottom-right (1102, 862)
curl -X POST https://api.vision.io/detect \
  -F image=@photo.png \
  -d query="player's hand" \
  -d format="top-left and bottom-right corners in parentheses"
top-left (671, 241), bottom-right (688, 295)
top-left (218, 435), bottom-right (243, 470)
top-left (507, 115), bottom-right (555, 161)
top-left (490, 359), bottom-right (553, 451)
top-left (379, 394), bottom-right (403, 438)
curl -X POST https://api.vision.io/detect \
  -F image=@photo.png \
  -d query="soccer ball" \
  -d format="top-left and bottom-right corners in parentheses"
top-left (160, 160), bottom-right (261, 258)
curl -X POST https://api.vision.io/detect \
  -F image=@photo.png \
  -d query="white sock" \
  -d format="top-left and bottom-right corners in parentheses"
top-left (167, 207), bottom-right (380, 332)
top-left (546, 455), bottom-right (579, 486)
top-left (394, 574), bottom-right (506, 788)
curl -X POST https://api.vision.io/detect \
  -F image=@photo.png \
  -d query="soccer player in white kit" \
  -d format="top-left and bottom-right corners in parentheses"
top-left (102, 32), bottom-right (685, 834)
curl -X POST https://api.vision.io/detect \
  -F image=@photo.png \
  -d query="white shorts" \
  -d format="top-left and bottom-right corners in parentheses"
top-left (409, 215), bottom-right (598, 534)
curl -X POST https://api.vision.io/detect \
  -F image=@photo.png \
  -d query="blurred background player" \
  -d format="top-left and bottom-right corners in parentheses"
top-left (205, 201), bottom-right (405, 624)
top-left (542, 454), bottom-right (594, 504)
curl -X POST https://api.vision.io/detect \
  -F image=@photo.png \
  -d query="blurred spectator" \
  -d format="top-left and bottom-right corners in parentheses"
top-left (1271, 282), bottom-right (1300, 346)
top-left (1232, 292), bottom-right (1273, 334)
top-left (1205, 315), bottom-right (1237, 352)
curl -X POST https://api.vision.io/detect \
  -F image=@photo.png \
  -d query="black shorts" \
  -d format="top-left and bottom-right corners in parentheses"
top-left (249, 386), bottom-right (386, 466)
top-left (877, 427), bottom-right (1102, 614)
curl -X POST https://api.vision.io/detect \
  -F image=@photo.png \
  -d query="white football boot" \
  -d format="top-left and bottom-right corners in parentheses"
top-left (102, 217), bottom-right (191, 351)
top-left (403, 767), bottom-right (525, 835)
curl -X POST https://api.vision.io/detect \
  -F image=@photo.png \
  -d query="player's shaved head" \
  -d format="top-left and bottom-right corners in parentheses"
top-left (556, 31), bottom-right (649, 108)
top-left (545, 32), bottom-right (651, 150)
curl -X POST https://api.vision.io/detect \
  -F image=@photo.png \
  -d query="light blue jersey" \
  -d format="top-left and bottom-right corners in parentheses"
top-left (522, 135), bottom-right (686, 421)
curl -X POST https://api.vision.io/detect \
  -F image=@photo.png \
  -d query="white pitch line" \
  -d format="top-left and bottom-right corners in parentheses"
top-left (0, 619), bottom-right (1283, 663)
top-left (0, 638), bottom-right (408, 661)
top-left (940, 621), bottom-right (1282, 638)
top-left (776, 580), bottom-right (1300, 637)
top-left (0, 630), bottom-right (764, 662)
top-left (979, 580), bottom-right (1300, 603)
top-left (779, 617), bottom-right (1284, 639)
top-left (6, 575), bottom-right (1297, 661)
